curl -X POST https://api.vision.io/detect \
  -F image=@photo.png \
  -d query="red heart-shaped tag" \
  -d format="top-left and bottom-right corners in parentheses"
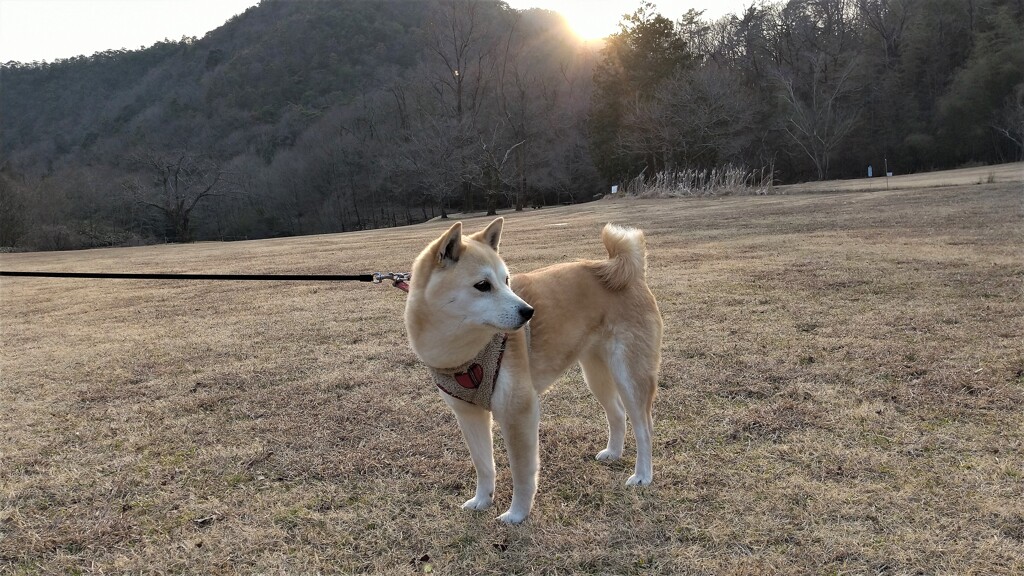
top-left (455, 363), bottom-right (484, 389)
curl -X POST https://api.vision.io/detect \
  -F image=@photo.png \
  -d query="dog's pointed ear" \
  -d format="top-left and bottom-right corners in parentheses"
top-left (436, 222), bottom-right (464, 264)
top-left (471, 217), bottom-right (503, 252)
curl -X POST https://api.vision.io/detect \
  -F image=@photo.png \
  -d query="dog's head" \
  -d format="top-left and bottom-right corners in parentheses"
top-left (407, 218), bottom-right (533, 337)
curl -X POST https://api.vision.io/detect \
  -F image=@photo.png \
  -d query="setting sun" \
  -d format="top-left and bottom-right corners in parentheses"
top-left (553, 1), bottom-right (625, 40)
top-left (505, 1), bottom-right (751, 42)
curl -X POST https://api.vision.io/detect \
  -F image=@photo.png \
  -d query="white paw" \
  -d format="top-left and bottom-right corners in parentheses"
top-left (462, 495), bottom-right (494, 511)
top-left (596, 448), bottom-right (622, 461)
top-left (626, 473), bottom-right (652, 486)
top-left (497, 509), bottom-right (528, 524)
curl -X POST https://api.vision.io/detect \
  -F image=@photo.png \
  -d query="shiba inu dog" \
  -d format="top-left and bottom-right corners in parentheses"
top-left (404, 218), bottom-right (663, 523)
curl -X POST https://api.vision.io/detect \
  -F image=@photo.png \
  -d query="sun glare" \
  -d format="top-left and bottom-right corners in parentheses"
top-left (555, 2), bottom-right (622, 41)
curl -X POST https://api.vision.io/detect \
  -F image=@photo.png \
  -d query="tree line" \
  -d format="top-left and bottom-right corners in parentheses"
top-left (1, 0), bottom-right (1020, 251)
top-left (595, 0), bottom-right (1023, 184)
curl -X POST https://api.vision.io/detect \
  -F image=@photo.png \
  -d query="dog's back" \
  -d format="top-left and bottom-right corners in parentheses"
top-left (510, 223), bottom-right (662, 392)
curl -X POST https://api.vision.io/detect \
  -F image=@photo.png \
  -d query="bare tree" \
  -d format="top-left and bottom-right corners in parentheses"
top-left (777, 56), bottom-right (861, 180)
top-left (992, 88), bottom-right (1024, 161)
top-left (494, 8), bottom-right (580, 210)
top-left (0, 167), bottom-right (27, 247)
top-left (397, 114), bottom-right (475, 219)
top-left (857, 0), bottom-right (916, 68)
top-left (424, 0), bottom-right (504, 212)
top-left (128, 150), bottom-right (224, 242)
top-left (617, 65), bottom-right (756, 171)
top-left (476, 122), bottom-right (525, 215)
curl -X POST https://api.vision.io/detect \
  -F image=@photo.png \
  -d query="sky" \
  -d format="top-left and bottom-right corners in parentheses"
top-left (0, 0), bottom-right (260, 63)
top-left (0, 0), bottom-right (751, 64)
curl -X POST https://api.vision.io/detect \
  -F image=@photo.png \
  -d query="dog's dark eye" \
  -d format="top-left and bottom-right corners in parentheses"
top-left (474, 280), bottom-right (492, 292)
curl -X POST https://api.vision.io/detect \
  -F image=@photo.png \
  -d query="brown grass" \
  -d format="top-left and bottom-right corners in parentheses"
top-left (2, 181), bottom-right (1023, 574)
top-left (776, 161), bottom-right (1024, 194)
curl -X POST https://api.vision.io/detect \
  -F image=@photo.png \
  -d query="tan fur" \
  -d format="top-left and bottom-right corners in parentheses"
top-left (405, 218), bottom-right (663, 523)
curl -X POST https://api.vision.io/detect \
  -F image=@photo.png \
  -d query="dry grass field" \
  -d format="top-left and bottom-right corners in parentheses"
top-left (2, 179), bottom-right (1023, 574)
top-left (776, 161), bottom-right (1023, 194)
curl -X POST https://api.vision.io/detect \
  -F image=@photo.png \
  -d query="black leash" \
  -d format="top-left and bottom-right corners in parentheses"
top-left (0, 270), bottom-right (410, 289)
top-left (0, 271), bottom-right (371, 282)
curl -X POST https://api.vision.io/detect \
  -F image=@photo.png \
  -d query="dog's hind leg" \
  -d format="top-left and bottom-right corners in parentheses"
top-left (445, 396), bottom-right (495, 511)
top-left (622, 379), bottom-right (655, 486)
top-left (609, 346), bottom-right (657, 487)
top-left (580, 353), bottom-right (626, 462)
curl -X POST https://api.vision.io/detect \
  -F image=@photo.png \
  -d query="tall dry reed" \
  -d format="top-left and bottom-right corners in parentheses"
top-left (624, 165), bottom-right (775, 198)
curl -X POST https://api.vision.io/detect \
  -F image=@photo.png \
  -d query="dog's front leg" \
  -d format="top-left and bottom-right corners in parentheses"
top-left (445, 396), bottom-right (496, 511)
top-left (493, 392), bottom-right (540, 524)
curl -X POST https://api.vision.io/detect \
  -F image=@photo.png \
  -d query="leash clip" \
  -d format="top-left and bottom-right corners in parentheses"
top-left (372, 272), bottom-right (403, 283)
top-left (373, 272), bottom-right (411, 291)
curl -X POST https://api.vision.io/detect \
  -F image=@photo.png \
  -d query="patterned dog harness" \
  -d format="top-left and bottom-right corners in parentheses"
top-left (430, 325), bottom-right (528, 410)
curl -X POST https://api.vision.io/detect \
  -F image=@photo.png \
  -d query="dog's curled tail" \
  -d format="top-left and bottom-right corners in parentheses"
top-left (594, 223), bottom-right (648, 291)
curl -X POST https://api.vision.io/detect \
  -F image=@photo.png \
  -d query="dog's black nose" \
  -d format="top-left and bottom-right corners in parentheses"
top-left (518, 306), bottom-right (534, 321)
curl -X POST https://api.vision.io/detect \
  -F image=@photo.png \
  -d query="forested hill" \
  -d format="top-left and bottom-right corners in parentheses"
top-left (1, 0), bottom-right (592, 249)
top-left (2, 1), bottom-right (434, 170)
top-left (1, 0), bottom-right (1022, 251)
